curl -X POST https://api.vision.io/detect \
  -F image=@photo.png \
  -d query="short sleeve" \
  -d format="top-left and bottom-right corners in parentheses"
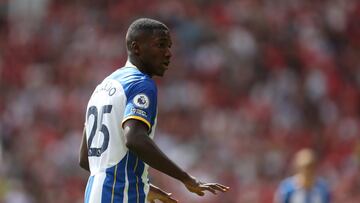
top-left (274, 186), bottom-right (284, 203)
top-left (122, 80), bottom-right (157, 130)
top-left (274, 179), bottom-right (293, 203)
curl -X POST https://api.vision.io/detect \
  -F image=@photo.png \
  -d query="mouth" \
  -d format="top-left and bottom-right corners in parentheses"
top-left (163, 62), bottom-right (170, 68)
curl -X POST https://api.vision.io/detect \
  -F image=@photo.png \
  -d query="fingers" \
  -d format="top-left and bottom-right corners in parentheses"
top-left (215, 183), bottom-right (230, 191)
top-left (167, 196), bottom-right (179, 203)
top-left (200, 185), bottom-right (217, 195)
top-left (204, 183), bottom-right (230, 192)
top-left (195, 183), bottom-right (230, 196)
top-left (185, 178), bottom-right (230, 196)
top-left (160, 198), bottom-right (178, 203)
top-left (164, 195), bottom-right (178, 203)
top-left (188, 187), bottom-right (205, 196)
top-left (158, 193), bottom-right (178, 203)
top-left (195, 191), bottom-right (205, 196)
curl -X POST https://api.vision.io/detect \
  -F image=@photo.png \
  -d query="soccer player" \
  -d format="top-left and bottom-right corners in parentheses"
top-left (274, 148), bottom-right (331, 203)
top-left (79, 18), bottom-right (229, 203)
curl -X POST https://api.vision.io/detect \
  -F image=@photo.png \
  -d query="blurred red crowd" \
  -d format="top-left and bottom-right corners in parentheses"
top-left (0, 0), bottom-right (359, 202)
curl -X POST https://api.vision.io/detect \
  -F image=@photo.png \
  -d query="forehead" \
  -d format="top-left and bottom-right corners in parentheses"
top-left (149, 29), bottom-right (171, 41)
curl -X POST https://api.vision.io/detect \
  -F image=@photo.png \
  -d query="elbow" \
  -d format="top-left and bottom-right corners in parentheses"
top-left (125, 134), bottom-right (143, 151)
top-left (79, 159), bottom-right (85, 168)
top-left (79, 162), bottom-right (85, 169)
top-left (79, 156), bottom-right (89, 171)
top-left (125, 138), bottom-right (137, 150)
top-left (79, 161), bottom-right (89, 171)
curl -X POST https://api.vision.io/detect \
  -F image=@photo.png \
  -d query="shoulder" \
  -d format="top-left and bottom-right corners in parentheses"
top-left (108, 67), bottom-right (157, 94)
top-left (315, 177), bottom-right (330, 192)
top-left (275, 177), bottom-right (296, 202)
top-left (278, 177), bottom-right (296, 194)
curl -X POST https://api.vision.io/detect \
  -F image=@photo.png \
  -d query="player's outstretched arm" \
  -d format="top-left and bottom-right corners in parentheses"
top-left (147, 184), bottom-right (178, 203)
top-left (79, 127), bottom-right (90, 172)
top-left (123, 119), bottom-right (190, 182)
top-left (123, 119), bottom-right (229, 196)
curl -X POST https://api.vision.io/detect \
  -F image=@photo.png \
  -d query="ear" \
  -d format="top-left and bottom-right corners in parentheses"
top-left (131, 41), bottom-right (140, 55)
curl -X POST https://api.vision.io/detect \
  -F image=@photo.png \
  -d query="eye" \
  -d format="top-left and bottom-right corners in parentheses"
top-left (158, 42), bottom-right (166, 48)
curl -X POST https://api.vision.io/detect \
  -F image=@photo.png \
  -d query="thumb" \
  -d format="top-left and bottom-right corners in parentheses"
top-left (196, 191), bottom-right (205, 196)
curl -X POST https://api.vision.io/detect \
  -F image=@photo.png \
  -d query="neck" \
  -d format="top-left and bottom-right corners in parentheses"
top-left (128, 56), bottom-right (152, 77)
top-left (295, 173), bottom-right (315, 189)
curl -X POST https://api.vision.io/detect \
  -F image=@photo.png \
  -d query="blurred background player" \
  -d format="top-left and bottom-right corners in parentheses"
top-left (274, 148), bottom-right (331, 203)
top-left (79, 18), bottom-right (229, 203)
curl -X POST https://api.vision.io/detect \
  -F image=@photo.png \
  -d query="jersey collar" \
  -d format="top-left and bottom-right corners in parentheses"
top-left (125, 60), bottom-right (139, 70)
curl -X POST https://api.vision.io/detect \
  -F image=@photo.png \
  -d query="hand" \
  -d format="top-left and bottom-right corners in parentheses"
top-left (147, 186), bottom-right (178, 203)
top-left (183, 176), bottom-right (230, 196)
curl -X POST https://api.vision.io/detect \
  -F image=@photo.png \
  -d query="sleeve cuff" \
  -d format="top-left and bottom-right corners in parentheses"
top-left (122, 116), bottom-right (151, 130)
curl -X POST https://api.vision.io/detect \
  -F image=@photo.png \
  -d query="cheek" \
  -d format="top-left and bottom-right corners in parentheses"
top-left (151, 51), bottom-right (163, 61)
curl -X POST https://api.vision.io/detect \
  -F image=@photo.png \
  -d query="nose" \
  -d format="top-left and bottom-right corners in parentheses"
top-left (165, 48), bottom-right (172, 58)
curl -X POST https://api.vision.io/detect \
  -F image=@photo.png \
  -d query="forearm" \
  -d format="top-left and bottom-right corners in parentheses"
top-left (80, 158), bottom-right (90, 172)
top-left (79, 127), bottom-right (90, 172)
top-left (127, 133), bottom-right (190, 182)
top-left (124, 120), bottom-right (229, 198)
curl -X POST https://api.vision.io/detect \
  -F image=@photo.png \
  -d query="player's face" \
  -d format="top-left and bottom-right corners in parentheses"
top-left (139, 29), bottom-right (172, 77)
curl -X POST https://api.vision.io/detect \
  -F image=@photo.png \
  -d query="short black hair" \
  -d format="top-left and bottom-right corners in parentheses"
top-left (126, 18), bottom-right (169, 51)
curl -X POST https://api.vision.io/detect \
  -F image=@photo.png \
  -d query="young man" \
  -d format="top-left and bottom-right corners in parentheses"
top-left (79, 18), bottom-right (229, 203)
top-left (274, 148), bottom-right (331, 203)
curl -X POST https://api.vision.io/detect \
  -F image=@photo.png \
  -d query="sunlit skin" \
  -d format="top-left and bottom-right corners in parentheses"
top-left (294, 149), bottom-right (317, 189)
top-left (127, 29), bottom-right (172, 77)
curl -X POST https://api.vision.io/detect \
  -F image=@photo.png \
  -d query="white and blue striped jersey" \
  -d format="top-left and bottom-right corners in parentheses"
top-left (275, 176), bottom-right (331, 203)
top-left (84, 61), bottom-right (157, 203)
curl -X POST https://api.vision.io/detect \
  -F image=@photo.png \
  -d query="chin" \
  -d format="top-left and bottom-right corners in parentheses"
top-left (155, 72), bottom-right (165, 77)
top-left (155, 70), bottom-right (166, 77)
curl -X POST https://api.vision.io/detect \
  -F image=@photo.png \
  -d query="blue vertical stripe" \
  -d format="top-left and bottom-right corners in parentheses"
top-left (284, 190), bottom-right (292, 203)
top-left (316, 179), bottom-right (331, 203)
top-left (113, 154), bottom-right (128, 203)
top-left (278, 177), bottom-right (331, 203)
top-left (127, 151), bottom-right (146, 203)
top-left (84, 176), bottom-right (94, 203)
top-left (324, 188), bottom-right (331, 203)
top-left (135, 160), bottom-right (145, 203)
top-left (102, 154), bottom-right (128, 203)
top-left (127, 151), bottom-right (138, 203)
top-left (305, 190), bottom-right (311, 203)
top-left (277, 177), bottom-right (295, 203)
top-left (102, 164), bottom-right (116, 203)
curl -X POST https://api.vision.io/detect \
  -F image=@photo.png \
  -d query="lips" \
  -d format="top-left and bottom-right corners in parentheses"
top-left (163, 61), bottom-right (170, 67)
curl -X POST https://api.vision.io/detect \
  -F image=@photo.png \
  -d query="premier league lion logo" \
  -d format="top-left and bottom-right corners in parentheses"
top-left (133, 94), bottom-right (150, 108)
top-left (137, 96), bottom-right (147, 105)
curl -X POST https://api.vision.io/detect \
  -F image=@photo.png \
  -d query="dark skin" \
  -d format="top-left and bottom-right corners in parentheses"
top-left (80, 27), bottom-right (229, 202)
top-left (128, 29), bottom-right (172, 77)
top-left (79, 127), bottom-right (89, 171)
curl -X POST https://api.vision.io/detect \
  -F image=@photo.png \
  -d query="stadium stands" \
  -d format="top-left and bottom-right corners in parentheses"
top-left (0, 0), bottom-right (359, 202)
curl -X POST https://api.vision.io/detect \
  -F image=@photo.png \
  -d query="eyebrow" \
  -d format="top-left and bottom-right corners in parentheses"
top-left (156, 38), bottom-right (171, 43)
